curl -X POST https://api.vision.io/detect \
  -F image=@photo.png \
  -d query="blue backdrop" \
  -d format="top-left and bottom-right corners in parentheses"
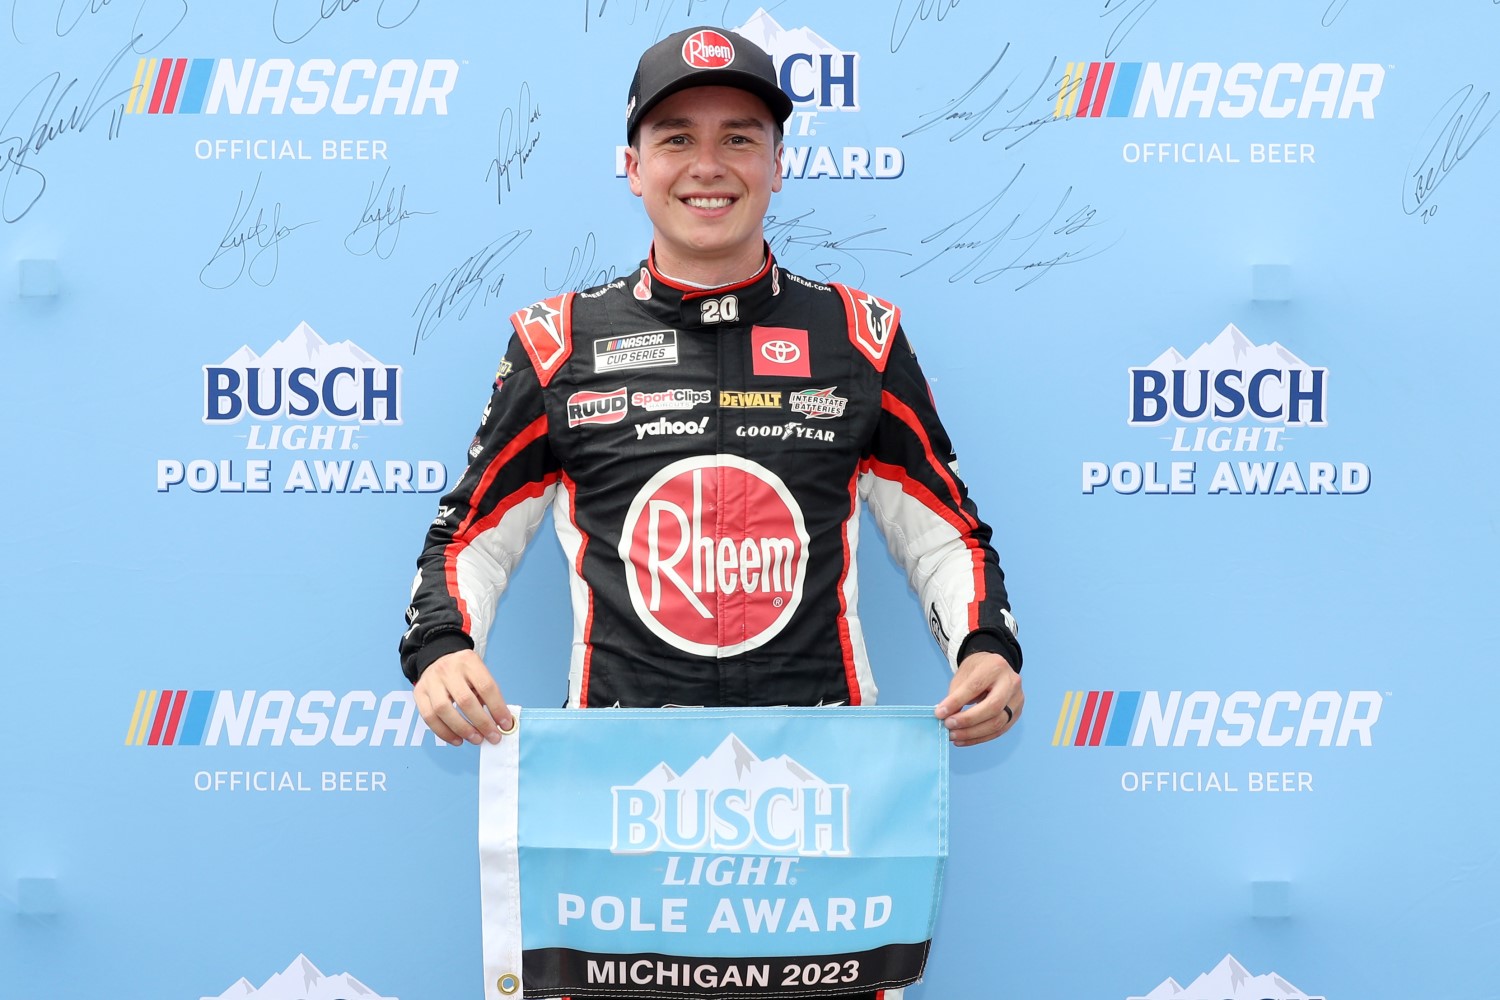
top-left (2, 2), bottom-right (1496, 998)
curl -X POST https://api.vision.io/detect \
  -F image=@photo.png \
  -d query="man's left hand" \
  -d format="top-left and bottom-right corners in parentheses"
top-left (935, 652), bottom-right (1023, 747)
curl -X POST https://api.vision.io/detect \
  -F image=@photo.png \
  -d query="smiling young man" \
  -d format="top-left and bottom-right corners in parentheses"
top-left (625, 83), bottom-right (784, 285)
top-left (401, 28), bottom-right (1023, 994)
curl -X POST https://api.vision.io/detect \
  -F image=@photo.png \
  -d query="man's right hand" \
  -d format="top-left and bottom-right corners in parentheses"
top-left (412, 649), bottom-right (512, 746)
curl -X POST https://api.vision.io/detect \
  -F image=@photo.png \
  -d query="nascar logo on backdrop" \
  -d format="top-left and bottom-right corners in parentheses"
top-left (155, 322), bottom-right (448, 495)
top-left (1053, 687), bottom-right (1383, 795)
top-left (1056, 58), bottom-right (1386, 166)
top-left (1082, 323), bottom-right (1370, 496)
top-left (125, 688), bottom-right (445, 749)
top-left (126, 55), bottom-right (457, 162)
top-left (126, 687), bottom-right (448, 798)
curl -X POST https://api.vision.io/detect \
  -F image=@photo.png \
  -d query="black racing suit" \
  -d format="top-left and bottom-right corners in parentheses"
top-left (401, 250), bottom-right (1019, 704)
top-left (401, 250), bottom-right (1020, 1000)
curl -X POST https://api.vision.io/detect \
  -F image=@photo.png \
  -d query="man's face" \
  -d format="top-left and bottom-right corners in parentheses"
top-left (625, 85), bottom-right (783, 280)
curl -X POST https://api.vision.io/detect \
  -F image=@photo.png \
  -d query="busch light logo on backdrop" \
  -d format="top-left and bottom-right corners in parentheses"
top-left (733, 9), bottom-right (860, 112)
top-left (1128, 954), bottom-right (1325, 1000)
top-left (203, 322), bottom-right (401, 428)
top-left (1082, 323), bottom-right (1370, 496)
top-left (733, 10), bottom-right (904, 181)
top-left (611, 735), bottom-right (850, 856)
top-left (157, 322), bottom-right (446, 494)
top-left (1128, 325), bottom-right (1326, 429)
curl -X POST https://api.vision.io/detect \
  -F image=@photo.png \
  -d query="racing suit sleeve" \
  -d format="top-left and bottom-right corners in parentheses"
top-left (399, 335), bottom-right (561, 684)
top-left (860, 325), bottom-right (1022, 674)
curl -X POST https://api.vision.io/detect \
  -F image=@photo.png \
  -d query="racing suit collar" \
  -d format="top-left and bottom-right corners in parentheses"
top-left (633, 243), bottom-right (782, 328)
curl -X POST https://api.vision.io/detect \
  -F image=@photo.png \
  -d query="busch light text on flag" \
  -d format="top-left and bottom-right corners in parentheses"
top-left (479, 707), bottom-right (949, 1000)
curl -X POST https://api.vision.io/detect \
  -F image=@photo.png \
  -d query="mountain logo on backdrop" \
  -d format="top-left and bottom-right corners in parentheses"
top-left (201, 954), bottom-right (397, 1000)
top-left (1128, 954), bottom-right (1324, 1000)
top-left (733, 8), bottom-right (860, 112)
top-left (1081, 323), bottom-right (1370, 496)
top-left (157, 322), bottom-right (447, 495)
top-left (611, 734), bottom-right (850, 856)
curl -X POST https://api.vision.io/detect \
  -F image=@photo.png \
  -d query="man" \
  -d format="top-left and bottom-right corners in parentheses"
top-left (401, 29), bottom-right (1021, 753)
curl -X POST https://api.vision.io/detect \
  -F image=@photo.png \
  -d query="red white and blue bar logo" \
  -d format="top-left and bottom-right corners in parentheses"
top-left (1052, 61), bottom-right (1384, 120)
top-left (124, 57), bottom-right (459, 115)
top-left (125, 689), bottom-right (446, 747)
top-left (1053, 689), bottom-right (1383, 748)
top-left (125, 689), bottom-right (217, 746)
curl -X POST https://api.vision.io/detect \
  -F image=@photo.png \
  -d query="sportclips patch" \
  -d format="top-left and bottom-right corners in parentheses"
top-left (595, 331), bottom-right (679, 373)
top-left (479, 706), bottom-right (948, 1000)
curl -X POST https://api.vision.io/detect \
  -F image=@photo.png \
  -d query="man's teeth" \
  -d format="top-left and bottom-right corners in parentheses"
top-left (686, 197), bottom-right (732, 209)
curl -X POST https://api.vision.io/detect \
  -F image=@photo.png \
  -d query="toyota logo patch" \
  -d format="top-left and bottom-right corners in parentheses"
top-left (761, 340), bottom-right (801, 365)
top-left (751, 325), bottom-right (811, 377)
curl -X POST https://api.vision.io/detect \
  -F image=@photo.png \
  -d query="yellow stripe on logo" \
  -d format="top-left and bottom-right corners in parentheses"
top-left (126, 58), bottom-right (148, 115)
top-left (128, 690), bottom-right (158, 745)
top-left (130, 59), bottom-right (158, 114)
top-left (1054, 62), bottom-right (1079, 119)
top-left (1052, 691), bottom-right (1078, 746)
top-left (125, 689), bottom-right (148, 744)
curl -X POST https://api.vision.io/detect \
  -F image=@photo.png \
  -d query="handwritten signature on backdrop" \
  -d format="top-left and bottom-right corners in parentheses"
top-left (199, 172), bottom-right (315, 289)
top-left (1402, 84), bottom-right (1496, 225)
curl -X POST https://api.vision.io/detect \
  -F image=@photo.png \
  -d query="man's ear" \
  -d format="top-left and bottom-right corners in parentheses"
top-left (772, 142), bottom-right (784, 194)
top-left (625, 144), bottom-right (644, 197)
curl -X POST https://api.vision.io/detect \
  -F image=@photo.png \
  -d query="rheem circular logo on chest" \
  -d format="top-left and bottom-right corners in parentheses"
top-left (682, 30), bottom-right (736, 69)
top-left (620, 456), bottom-right (808, 657)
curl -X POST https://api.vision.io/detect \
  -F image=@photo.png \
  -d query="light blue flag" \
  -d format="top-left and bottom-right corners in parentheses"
top-left (480, 706), bottom-right (948, 999)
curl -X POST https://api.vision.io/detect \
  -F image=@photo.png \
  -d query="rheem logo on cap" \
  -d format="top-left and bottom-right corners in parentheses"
top-left (620, 455), bottom-right (808, 657)
top-left (683, 29), bottom-right (736, 69)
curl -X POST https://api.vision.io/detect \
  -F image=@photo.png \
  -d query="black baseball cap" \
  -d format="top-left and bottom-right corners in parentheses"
top-left (625, 26), bottom-right (794, 142)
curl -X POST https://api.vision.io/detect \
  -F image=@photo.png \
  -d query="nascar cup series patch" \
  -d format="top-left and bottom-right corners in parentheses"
top-left (479, 706), bottom-right (948, 999)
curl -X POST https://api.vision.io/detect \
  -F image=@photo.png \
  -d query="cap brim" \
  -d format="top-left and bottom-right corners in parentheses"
top-left (630, 70), bottom-right (794, 140)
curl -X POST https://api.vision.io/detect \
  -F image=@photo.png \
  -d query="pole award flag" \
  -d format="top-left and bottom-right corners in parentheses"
top-left (479, 706), bottom-right (949, 999)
